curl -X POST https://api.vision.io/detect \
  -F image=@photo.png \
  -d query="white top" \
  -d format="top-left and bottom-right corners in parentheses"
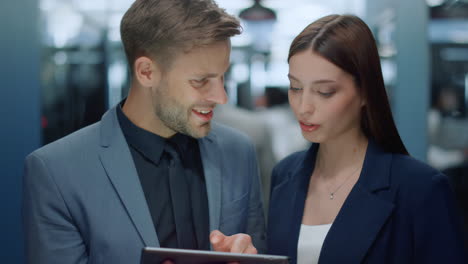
top-left (297, 223), bottom-right (332, 264)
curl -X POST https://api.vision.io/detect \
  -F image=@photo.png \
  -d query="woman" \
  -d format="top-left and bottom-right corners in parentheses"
top-left (267, 14), bottom-right (466, 264)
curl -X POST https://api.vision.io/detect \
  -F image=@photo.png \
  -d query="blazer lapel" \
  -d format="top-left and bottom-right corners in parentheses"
top-left (198, 129), bottom-right (222, 232)
top-left (319, 141), bottom-right (395, 263)
top-left (98, 107), bottom-right (159, 247)
top-left (287, 145), bottom-right (318, 262)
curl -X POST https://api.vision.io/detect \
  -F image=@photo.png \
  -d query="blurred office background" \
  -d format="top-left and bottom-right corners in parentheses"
top-left (1, 0), bottom-right (468, 262)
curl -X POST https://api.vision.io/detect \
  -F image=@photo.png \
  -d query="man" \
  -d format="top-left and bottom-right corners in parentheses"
top-left (22, 0), bottom-right (266, 263)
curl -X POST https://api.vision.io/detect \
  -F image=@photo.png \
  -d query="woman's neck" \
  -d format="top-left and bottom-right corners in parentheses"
top-left (315, 131), bottom-right (368, 178)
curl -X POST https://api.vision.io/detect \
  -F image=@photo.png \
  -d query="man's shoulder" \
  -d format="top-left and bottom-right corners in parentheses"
top-left (211, 122), bottom-right (253, 146)
top-left (31, 122), bottom-right (101, 160)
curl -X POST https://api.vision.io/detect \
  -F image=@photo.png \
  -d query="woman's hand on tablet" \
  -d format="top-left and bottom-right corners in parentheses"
top-left (210, 230), bottom-right (258, 254)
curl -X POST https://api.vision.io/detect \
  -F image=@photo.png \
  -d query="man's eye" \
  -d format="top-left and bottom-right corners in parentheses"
top-left (191, 79), bottom-right (207, 87)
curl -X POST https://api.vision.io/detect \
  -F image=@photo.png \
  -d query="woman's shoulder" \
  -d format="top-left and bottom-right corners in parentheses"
top-left (389, 153), bottom-right (451, 200)
top-left (270, 149), bottom-right (311, 187)
top-left (274, 149), bottom-right (309, 172)
top-left (390, 153), bottom-right (442, 183)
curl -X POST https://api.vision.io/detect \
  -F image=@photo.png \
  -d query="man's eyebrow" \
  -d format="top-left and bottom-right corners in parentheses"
top-left (193, 73), bottom-right (219, 79)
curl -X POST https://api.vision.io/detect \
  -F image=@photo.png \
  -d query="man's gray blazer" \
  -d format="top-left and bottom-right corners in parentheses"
top-left (22, 107), bottom-right (266, 264)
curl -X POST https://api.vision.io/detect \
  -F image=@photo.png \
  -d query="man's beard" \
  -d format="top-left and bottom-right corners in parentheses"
top-left (152, 84), bottom-right (211, 138)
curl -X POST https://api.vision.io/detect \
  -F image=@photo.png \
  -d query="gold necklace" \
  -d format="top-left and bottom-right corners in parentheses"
top-left (326, 165), bottom-right (361, 200)
top-left (318, 145), bottom-right (364, 200)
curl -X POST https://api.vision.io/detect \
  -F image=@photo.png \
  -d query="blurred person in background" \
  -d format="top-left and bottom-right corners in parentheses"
top-left (267, 14), bottom-right (466, 264)
top-left (22, 1), bottom-right (266, 263)
top-left (428, 85), bottom-right (468, 170)
top-left (214, 101), bottom-right (276, 214)
top-left (257, 87), bottom-right (310, 161)
top-left (428, 85), bottom-right (468, 251)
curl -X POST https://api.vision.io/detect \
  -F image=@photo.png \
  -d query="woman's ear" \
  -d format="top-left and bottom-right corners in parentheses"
top-left (360, 91), bottom-right (367, 107)
top-left (360, 98), bottom-right (367, 107)
top-left (134, 56), bottom-right (161, 88)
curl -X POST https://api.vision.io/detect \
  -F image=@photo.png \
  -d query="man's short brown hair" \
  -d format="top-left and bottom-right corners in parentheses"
top-left (120, 0), bottom-right (241, 71)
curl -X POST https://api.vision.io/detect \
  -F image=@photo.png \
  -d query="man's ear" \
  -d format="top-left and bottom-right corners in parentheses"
top-left (134, 56), bottom-right (161, 88)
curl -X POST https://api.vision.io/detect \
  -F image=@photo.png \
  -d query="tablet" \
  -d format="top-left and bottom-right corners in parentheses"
top-left (141, 247), bottom-right (290, 264)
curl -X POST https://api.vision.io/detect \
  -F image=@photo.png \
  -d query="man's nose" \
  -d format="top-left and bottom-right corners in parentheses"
top-left (206, 78), bottom-right (228, 105)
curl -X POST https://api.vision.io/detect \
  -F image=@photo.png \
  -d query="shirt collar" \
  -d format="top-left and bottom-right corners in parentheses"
top-left (117, 101), bottom-right (195, 166)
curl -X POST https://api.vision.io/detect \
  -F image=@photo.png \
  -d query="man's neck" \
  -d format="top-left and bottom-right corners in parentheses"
top-left (122, 86), bottom-right (176, 138)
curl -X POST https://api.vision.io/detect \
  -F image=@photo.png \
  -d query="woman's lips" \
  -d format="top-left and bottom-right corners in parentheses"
top-left (299, 121), bottom-right (320, 132)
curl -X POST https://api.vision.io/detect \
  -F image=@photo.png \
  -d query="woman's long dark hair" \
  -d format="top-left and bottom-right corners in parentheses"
top-left (288, 14), bottom-right (408, 155)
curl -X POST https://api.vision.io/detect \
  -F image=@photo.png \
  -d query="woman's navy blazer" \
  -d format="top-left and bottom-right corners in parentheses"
top-left (267, 140), bottom-right (466, 263)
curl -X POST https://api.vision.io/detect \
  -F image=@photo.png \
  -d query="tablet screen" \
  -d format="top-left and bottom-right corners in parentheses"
top-left (141, 247), bottom-right (290, 264)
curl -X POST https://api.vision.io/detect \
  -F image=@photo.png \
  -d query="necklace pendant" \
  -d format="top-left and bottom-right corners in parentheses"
top-left (330, 193), bottom-right (334, 200)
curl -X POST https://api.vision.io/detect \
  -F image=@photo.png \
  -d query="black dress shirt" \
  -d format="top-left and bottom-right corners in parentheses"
top-left (117, 104), bottom-right (210, 250)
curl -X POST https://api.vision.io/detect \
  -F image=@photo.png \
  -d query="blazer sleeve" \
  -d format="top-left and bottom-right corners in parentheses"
top-left (245, 141), bottom-right (267, 253)
top-left (22, 153), bottom-right (88, 264)
top-left (412, 172), bottom-right (466, 263)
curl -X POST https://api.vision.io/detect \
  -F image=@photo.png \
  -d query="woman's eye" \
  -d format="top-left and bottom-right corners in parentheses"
top-left (318, 91), bottom-right (335, 97)
top-left (289, 87), bottom-right (302, 92)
